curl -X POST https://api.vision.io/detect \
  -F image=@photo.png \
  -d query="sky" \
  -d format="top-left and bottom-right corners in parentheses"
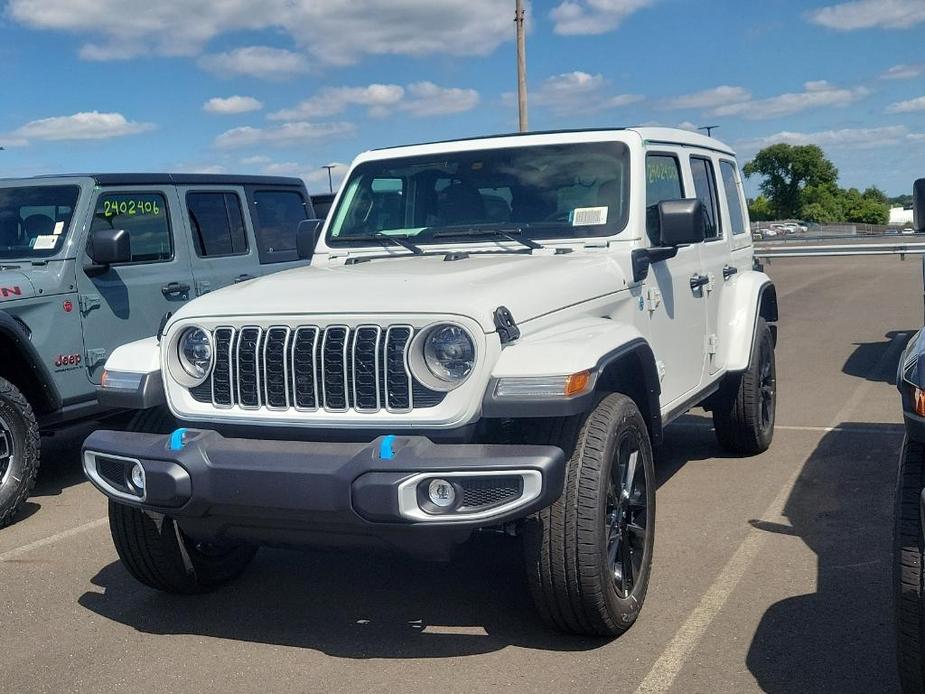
top-left (1, 0), bottom-right (924, 197)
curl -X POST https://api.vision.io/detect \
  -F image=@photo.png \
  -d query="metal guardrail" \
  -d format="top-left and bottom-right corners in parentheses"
top-left (754, 242), bottom-right (925, 259)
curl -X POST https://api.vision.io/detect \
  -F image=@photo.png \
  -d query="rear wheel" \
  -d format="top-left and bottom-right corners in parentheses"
top-left (0, 377), bottom-right (40, 528)
top-left (712, 317), bottom-right (776, 455)
top-left (895, 438), bottom-right (925, 693)
top-left (523, 393), bottom-right (656, 636)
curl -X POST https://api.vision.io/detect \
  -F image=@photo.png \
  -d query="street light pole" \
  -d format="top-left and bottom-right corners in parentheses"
top-left (515, 0), bottom-right (528, 133)
top-left (321, 165), bottom-right (336, 193)
top-left (698, 125), bottom-right (719, 137)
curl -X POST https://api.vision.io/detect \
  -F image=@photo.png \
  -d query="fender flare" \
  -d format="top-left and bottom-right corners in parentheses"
top-left (718, 272), bottom-right (778, 373)
top-left (0, 310), bottom-right (62, 413)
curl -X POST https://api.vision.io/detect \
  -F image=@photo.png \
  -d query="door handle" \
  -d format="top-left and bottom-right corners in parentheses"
top-left (161, 281), bottom-right (190, 297)
top-left (722, 265), bottom-right (738, 280)
top-left (690, 273), bottom-right (710, 291)
top-left (234, 274), bottom-right (256, 284)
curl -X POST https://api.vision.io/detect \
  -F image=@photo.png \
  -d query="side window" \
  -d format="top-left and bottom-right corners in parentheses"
top-left (90, 192), bottom-right (171, 263)
top-left (690, 157), bottom-right (721, 240)
top-left (645, 154), bottom-right (684, 243)
top-left (719, 161), bottom-right (747, 236)
top-left (187, 192), bottom-right (248, 257)
top-left (252, 190), bottom-right (309, 262)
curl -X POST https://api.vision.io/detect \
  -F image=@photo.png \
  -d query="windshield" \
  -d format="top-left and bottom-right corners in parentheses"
top-left (0, 185), bottom-right (80, 259)
top-left (327, 141), bottom-right (630, 247)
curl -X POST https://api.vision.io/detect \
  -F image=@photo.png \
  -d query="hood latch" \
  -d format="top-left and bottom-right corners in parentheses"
top-left (493, 306), bottom-right (520, 345)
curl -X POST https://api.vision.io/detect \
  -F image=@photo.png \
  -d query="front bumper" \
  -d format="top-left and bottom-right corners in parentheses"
top-left (82, 429), bottom-right (565, 557)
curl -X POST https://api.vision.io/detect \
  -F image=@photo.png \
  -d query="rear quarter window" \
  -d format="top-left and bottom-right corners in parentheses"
top-left (251, 190), bottom-right (309, 263)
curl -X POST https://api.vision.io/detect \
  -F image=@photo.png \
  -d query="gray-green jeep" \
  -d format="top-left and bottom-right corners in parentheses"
top-left (0, 173), bottom-right (317, 526)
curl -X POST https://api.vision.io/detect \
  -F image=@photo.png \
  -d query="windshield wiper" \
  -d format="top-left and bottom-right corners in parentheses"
top-left (340, 233), bottom-right (424, 255)
top-left (431, 225), bottom-right (543, 251)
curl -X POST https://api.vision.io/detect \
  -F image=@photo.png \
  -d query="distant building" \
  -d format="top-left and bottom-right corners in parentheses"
top-left (890, 206), bottom-right (914, 226)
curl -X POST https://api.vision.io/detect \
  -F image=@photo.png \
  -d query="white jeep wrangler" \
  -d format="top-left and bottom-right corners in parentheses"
top-left (83, 127), bottom-right (778, 637)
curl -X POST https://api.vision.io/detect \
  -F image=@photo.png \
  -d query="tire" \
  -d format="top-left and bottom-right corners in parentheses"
top-left (523, 393), bottom-right (656, 636)
top-left (108, 405), bottom-right (255, 594)
top-left (895, 438), bottom-right (925, 693)
top-left (0, 377), bottom-right (41, 529)
top-left (712, 317), bottom-right (776, 455)
top-left (109, 501), bottom-right (257, 594)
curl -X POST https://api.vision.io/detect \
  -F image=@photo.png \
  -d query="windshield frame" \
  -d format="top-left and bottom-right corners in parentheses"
top-left (324, 140), bottom-right (632, 249)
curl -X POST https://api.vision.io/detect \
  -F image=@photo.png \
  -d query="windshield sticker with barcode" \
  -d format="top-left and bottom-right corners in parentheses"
top-left (571, 206), bottom-right (608, 226)
top-left (32, 235), bottom-right (59, 250)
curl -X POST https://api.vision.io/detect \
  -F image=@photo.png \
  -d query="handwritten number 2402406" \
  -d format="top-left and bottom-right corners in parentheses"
top-left (103, 199), bottom-right (161, 217)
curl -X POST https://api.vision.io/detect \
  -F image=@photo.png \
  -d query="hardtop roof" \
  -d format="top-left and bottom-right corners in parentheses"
top-left (0, 173), bottom-right (306, 187)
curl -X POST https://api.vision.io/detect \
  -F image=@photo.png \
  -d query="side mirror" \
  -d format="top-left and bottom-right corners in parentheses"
top-left (296, 219), bottom-right (323, 260)
top-left (657, 199), bottom-right (706, 246)
top-left (914, 178), bottom-right (925, 233)
top-left (87, 228), bottom-right (131, 266)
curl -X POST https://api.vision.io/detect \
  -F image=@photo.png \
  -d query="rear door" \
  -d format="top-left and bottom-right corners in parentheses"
top-left (76, 185), bottom-right (194, 382)
top-left (178, 186), bottom-right (257, 296)
top-left (245, 185), bottom-right (314, 271)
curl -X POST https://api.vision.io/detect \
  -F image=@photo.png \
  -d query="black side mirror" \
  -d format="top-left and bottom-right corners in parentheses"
top-left (657, 199), bottom-right (706, 246)
top-left (87, 228), bottom-right (131, 266)
top-left (914, 178), bottom-right (925, 233)
top-left (296, 219), bottom-right (323, 260)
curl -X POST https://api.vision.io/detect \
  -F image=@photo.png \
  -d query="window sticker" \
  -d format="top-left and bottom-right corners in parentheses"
top-left (571, 206), bottom-right (608, 226)
top-left (53, 221), bottom-right (65, 235)
top-left (32, 235), bottom-right (59, 250)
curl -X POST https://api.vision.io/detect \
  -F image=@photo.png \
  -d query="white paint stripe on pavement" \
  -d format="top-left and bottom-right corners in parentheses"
top-left (635, 332), bottom-right (908, 694)
top-left (673, 422), bottom-right (903, 436)
top-left (0, 517), bottom-right (107, 562)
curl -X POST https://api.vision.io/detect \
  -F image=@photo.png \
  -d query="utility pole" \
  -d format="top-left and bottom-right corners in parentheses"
top-left (698, 125), bottom-right (719, 137)
top-left (515, 0), bottom-right (528, 133)
top-left (321, 164), bottom-right (336, 193)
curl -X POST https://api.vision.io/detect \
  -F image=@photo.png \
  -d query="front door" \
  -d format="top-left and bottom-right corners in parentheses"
top-left (643, 152), bottom-right (707, 407)
top-left (76, 186), bottom-right (194, 383)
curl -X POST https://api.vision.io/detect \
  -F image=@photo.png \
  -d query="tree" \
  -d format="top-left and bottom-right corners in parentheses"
top-left (743, 144), bottom-right (839, 219)
top-left (747, 195), bottom-right (773, 221)
top-left (800, 183), bottom-right (844, 223)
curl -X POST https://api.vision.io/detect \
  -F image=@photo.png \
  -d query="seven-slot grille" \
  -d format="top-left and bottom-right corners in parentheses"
top-left (205, 324), bottom-right (422, 413)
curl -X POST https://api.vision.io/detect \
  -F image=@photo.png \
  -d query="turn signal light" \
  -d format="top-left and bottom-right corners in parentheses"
top-left (564, 370), bottom-right (592, 396)
top-left (914, 387), bottom-right (925, 417)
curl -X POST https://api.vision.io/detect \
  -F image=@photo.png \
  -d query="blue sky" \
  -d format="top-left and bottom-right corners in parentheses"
top-left (1, 0), bottom-right (924, 196)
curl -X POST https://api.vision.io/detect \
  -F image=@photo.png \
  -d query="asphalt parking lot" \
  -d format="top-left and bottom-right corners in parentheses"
top-left (0, 253), bottom-right (919, 694)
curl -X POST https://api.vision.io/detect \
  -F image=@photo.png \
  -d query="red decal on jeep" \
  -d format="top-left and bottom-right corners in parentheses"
top-left (0, 286), bottom-right (22, 298)
top-left (54, 353), bottom-right (82, 368)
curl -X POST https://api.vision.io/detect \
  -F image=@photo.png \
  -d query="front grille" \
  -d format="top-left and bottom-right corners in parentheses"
top-left (206, 324), bottom-right (445, 413)
top-left (459, 477), bottom-right (523, 510)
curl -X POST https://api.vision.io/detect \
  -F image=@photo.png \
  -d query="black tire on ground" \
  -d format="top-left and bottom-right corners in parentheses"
top-left (108, 501), bottom-right (257, 594)
top-left (895, 437), bottom-right (925, 693)
top-left (522, 393), bottom-right (656, 637)
top-left (109, 404), bottom-right (255, 594)
top-left (712, 317), bottom-right (776, 455)
top-left (0, 377), bottom-right (41, 529)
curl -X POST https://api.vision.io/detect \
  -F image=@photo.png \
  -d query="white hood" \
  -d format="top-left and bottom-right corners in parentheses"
top-left (174, 252), bottom-right (629, 332)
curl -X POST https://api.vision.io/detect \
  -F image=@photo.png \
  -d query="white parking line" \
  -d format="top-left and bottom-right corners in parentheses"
top-left (0, 517), bottom-right (107, 563)
top-left (636, 332), bottom-right (908, 693)
top-left (673, 422), bottom-right (903, 436)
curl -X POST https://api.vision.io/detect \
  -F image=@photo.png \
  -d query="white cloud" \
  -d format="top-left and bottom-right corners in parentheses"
top-left (240, 155), bottom-right (271, 165)
top-left (514, 71), bottom-right (642, 115)
top-left (886, 95), bottom-right (925, 113)
top-left (677, 121), bottom-right (700, 131)
top-left (738, 125), bottom-right (919, 151)
top-left (550, 0), bottom-right (655, 35)
top-left (214, 121), bottom-right (355, 149)
top-left (712, 81), bottom-right (869, 120)
top-left (880, 63), bottom-right (925, 79)
top-left (198, 46), bottom-right (310, 80)
top-left (203, 96), bottom-right (264, 114)
top-left (661, 85), bottom-right (751, 110)
top-left (808, 0), bottom-right (925, 30)
top-left (8, 111), bottom-right (155, 144)
top-left (270, 82), bottom-right (478, 120)
top-left (8, 0), bottom-right (516, 65)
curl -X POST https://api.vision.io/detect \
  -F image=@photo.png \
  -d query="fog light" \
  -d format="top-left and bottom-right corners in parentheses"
top-left (428, 479), bottom-right (456, 508)
top-left (130, 463), bottom-right (145, 492)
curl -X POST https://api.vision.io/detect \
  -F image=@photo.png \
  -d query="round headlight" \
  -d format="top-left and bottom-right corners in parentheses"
top-left (177, 327), bottom-right (213, 382)
top-left (422, 324), bottom-right (475, 386)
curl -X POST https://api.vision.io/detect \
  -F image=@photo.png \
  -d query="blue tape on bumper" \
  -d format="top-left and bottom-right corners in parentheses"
top-left (379, 434), bottom-right (396, 460)
top-left (169, 428), bottom-right (189, 451)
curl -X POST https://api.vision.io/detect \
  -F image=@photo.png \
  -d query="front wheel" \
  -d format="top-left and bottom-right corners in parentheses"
top-left (523, 393), bottom-right (656, 636)
top-left (0, 377), bottom-right (41, 528)
top-left (895, 438), bottom-right (925, 693)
